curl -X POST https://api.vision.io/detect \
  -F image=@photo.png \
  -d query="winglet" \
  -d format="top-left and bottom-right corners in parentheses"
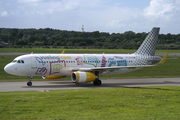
top-left (61, 50), bottom-right (65, 54)
top-left (160, 53), bottom-right (169, 64)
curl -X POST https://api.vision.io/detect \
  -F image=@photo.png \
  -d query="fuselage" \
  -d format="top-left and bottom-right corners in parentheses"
top-left (4, 53), bottom-right (162, 77)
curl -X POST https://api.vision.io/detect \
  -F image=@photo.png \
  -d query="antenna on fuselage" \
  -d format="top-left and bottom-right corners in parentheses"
top-left (31, 52), bottom-right (33, 54)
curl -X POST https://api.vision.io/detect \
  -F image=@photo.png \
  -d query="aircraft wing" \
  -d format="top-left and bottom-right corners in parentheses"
top-left (71, 65), bottom-right (155, 72)
top-left (71, 53), bottom-right (168, 73)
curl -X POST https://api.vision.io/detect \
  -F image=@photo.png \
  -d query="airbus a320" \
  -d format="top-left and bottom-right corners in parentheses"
top-left (4, 27), bottom-right (168, 86)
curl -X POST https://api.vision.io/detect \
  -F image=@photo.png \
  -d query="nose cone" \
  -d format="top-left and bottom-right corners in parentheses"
top-left (4, 63), bottom-right (26, 76)
top-left (4, 64), bottom-right (13, 75)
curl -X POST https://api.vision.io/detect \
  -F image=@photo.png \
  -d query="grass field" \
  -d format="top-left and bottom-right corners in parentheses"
top-left (0, 49), bottom-right (180, 119)
top-left (1, 86), bottom-right (180, 120)
top-left (1, 48), bottom-right (180, 53)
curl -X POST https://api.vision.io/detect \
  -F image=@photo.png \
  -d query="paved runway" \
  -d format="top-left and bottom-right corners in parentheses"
top-left (0, 78), bottom-right (180, 92)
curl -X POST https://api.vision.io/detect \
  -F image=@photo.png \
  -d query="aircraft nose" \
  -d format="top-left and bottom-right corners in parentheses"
top-left (4, 64), bottom-right (13, 75)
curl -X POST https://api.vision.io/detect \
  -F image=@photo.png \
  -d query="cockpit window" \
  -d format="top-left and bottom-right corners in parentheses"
top-left (12, 60), bottom-right (17, 63)
top-left (12, 60), bottom-right (25, 64)
top-left (21, 60), bottom-right (24, 63)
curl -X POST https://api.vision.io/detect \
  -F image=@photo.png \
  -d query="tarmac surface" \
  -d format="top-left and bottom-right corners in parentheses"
top-left (0, 78), bottom-right (180, 92)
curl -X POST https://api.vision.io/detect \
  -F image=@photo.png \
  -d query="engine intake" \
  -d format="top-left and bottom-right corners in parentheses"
top-left (71, 71), bottom-right (96, 83)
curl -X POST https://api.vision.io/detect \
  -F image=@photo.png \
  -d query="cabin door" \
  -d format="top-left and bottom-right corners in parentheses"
top-left (31, 56), bottom-right (37, 69)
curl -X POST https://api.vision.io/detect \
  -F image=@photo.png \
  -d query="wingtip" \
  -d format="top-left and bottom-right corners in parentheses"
top-left (160, 52), bottom-right (169, 64)
top-left (61, 50), bottom-right (65, 54)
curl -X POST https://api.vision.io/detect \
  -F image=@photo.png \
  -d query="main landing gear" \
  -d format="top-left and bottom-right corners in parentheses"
top-left (93, 71), bottom-right (102, 86)
top-left (93, 79), bottom-right (102, 86)
top-left (27, 76), bottom-right (33, 86)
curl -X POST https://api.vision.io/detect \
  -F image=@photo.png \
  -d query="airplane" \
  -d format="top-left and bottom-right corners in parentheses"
top-left (4, 27), bottom-right (168, 86)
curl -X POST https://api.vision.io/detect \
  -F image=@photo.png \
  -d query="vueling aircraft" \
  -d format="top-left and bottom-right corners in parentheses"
top-left (4, 27), bottom-right (168, 86)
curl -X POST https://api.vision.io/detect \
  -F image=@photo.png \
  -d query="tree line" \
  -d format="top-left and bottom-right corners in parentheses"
top-left (0, 28), bottom-right (180, 49)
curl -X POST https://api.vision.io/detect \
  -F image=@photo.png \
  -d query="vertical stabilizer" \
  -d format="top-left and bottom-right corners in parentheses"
top-left (135, 27), bottom-right (160, 56)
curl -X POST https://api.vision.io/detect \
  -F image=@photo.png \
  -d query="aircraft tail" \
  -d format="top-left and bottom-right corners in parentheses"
top-left (134, 27), bottom-right (160, 56)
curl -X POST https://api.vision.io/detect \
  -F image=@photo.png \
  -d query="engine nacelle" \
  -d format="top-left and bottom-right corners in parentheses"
top-left (71, 71), bottom-right (97, 83)
top-left (42, 75), bottom-right (65, 79)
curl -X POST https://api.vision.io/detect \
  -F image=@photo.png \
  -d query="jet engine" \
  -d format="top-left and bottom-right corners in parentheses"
top-left (42, 75), bottom-right (65, 79)
top-left (71, 71), bottom-right (97, 83)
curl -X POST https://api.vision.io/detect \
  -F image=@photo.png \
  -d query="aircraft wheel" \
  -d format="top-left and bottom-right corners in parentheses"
top-left (27, 82), bottom-right (32, 86)
top-left (93, 79), bottom-right (102, 86)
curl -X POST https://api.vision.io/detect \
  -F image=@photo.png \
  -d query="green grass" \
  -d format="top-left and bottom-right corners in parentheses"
top-left (0, 48), bottom-right (180, 53)
top-left (0, 86), bottom-right (180, 120)
top-left (0, 50), bottom-right (180, 120)
top-left (0, 48), bottom-right (134, 53)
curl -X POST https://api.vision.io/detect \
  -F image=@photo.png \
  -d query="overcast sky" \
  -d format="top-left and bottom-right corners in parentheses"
top-left (0, 0), bottom-right (180, 34)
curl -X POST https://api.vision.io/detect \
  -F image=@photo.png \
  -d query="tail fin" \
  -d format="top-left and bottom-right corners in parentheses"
top-left (135, 27), bottom-right (160, 56)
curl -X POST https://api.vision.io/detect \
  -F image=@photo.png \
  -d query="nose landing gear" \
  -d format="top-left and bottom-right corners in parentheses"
top-left (27, 76), bottom-right (33, 86)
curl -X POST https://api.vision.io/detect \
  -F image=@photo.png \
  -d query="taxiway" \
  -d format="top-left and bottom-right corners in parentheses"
top-left (0, 78), bottom-right (180, 92)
